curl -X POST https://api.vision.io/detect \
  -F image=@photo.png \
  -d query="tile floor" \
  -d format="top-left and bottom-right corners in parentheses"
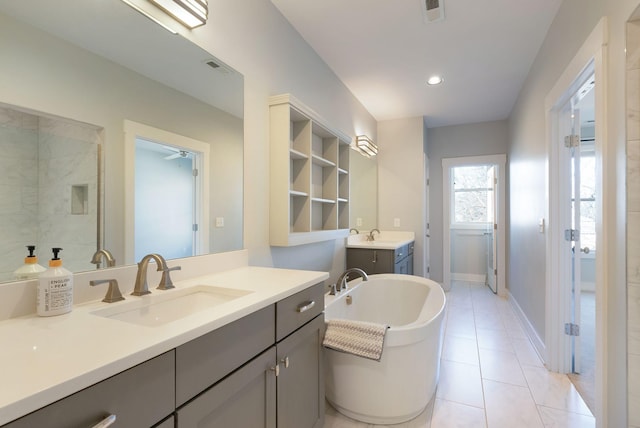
top-left (323, 281), bottom-right (595, 428)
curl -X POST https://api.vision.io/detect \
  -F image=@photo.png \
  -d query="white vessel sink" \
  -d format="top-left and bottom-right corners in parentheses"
top-left (91, 285), bottom-right (253, 327)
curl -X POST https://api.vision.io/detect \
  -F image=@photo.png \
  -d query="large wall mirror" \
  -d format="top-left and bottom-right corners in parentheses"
top-left (349, 153), bottom-right (378, 231)
top-left (0, 1), bottom-right (243, 283)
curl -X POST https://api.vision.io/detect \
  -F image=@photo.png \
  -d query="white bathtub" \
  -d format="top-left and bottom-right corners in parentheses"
top-left (324, 274), bottom-right (446, 424)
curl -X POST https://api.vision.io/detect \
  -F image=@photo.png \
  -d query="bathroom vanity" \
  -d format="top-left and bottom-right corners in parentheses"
top-left (346, 232), bottom-right (415, 275)
top-left (0, 263), bottom-right (327, 428)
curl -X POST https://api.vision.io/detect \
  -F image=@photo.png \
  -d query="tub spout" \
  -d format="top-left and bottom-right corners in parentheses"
top-left (335, 268), bottom-right (368, 293)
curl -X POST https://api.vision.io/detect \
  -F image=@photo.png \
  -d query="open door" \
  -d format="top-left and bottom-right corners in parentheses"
top-left (559, 94), bottom-right (584, 374)
top-left (485, 166), bottom-right (497, 293)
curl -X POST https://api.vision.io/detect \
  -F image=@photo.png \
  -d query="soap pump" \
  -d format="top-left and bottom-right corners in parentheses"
top-left (13, 245), bottom-right (47, 280)
top-left (37, 247), bottom-right (74, 317)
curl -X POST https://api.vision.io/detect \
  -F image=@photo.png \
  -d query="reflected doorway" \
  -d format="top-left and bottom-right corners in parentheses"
top-left (124, 120), bottom-right (210, 264)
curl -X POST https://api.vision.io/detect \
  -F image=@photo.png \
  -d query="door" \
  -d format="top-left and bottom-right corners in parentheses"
top-left (559, 97), bottom-right (583, 374)
top-left (485, 166), bottom-right (497, 293)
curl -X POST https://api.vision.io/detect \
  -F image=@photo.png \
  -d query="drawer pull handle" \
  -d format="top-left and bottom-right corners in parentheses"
top-left (91, 414), bottom-right (116, 428)
top-left (296, 300), bottom-right (315, 313)
top-left (281, 356), bottom-right (290, 368)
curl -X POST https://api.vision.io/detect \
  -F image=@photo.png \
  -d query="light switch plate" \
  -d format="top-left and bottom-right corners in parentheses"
top-left (394, 218), bottom-right (400, 227)
top-left (215, 217), bottom-right (224, 227)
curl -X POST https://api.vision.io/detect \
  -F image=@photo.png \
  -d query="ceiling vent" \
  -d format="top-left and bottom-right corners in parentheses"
top-left (421, 0), bottom-right (444, 23)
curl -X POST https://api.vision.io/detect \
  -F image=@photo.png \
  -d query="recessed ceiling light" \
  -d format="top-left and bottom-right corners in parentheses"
top-left (427, 75), bottom-right (444, 86)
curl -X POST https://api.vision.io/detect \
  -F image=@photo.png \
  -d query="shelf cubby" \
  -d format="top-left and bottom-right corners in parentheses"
top-left (270, 94), bottom-right (351, 246)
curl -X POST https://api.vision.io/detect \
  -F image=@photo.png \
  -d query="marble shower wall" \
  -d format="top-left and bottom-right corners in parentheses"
top-left (626, 19), bottom-right (640, 428)
top-left (0, 106), bottom-right (100, 281)
top-left (0, 107), bottom-right (39, 280)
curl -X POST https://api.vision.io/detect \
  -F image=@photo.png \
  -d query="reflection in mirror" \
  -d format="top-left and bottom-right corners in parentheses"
top-left (0, 0), bottom-right (243, 284)
top-left (0, 105), bottom-right (101, 281)
top-left (349, 152), bottom-right (378, 231)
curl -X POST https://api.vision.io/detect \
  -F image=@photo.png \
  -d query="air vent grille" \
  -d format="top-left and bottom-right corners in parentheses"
top-left (422, 0), bottom-right (444, 23)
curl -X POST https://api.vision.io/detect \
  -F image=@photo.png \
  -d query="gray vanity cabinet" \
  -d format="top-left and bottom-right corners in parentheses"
top-left (176, 282), bottom-right (325, 428)
top-left (2, 351), bottom-right (175, 428)
top-left (346, 241), bottom-right (414, 275)
top-left (3, 283), bottom-right (325, 428)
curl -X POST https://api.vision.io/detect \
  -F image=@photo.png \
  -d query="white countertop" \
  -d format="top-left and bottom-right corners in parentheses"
top-left (0, 266), bottom-right (328, 425)
top-left (346, 231), bottom-right (415, 250)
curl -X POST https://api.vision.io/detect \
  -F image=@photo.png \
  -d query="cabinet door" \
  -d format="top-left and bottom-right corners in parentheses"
top-left (276, 315), bottom-right (324, 428)
top-left (176, 347), bottom-right (277, 428)
top-left (347, 248), bottom-right (394, 274)
top-left (3, 351), bottom-right (175, 428)
top-left (394, 257), bottom-right (409, 274)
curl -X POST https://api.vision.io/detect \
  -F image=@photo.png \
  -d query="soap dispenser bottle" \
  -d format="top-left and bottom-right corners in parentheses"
top-left (13, 245), bottom-right (47, 280)
top-left (37, 247), bottom-right (74, 317)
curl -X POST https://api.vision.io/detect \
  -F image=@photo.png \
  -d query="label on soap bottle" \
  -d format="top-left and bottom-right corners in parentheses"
top-left (37, 271), bottom-right (73, 316)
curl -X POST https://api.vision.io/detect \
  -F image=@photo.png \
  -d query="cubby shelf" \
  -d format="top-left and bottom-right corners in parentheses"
top-left (270, 94), bottom-right (351, 246)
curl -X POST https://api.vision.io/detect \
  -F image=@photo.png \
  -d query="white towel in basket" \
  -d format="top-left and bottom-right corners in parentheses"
top-left (323, 319), bottom-right (389, 361)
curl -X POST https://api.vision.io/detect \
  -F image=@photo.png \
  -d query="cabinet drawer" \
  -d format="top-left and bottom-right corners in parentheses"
top-left (175, 305), bottom-right (275, 406)
top-left (276, 282), bottom-right (324, 341)
top-left (3, 351), bottom-right (175, 428)
top-left (395, 244), bottom-right (409, 262)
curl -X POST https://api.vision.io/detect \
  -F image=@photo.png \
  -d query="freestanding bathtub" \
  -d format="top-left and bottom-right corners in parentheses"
top-left (324, 274), bottom-right (446, 424)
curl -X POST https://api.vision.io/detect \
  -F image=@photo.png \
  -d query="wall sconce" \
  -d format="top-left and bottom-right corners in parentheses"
top-left (356, 135), bottom-right (378, 157)
top-left (149, 0), bottom-right (208, 28)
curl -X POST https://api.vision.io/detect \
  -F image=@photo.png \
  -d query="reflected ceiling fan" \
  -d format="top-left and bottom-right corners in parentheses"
top-left (163, 148), bottom-right (191, 160)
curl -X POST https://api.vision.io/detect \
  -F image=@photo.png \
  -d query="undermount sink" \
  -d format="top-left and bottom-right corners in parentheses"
top-left (91, 285), bottom-right (253, 327)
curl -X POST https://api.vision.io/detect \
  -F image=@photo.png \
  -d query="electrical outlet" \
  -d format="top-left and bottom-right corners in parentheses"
top-left (215, 217), bottom-right (224, 228)
top-left (356, 218), bottom-right (363, 227)
top-left (394, 218), bottom-right (400, 228)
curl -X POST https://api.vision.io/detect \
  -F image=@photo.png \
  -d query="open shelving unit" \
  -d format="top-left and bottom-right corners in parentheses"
top-left (270, 94), bottom-right (351, 246)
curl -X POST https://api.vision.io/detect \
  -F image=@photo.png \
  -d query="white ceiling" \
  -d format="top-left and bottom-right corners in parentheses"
top-left (271, 0), bottom-right (563, 128)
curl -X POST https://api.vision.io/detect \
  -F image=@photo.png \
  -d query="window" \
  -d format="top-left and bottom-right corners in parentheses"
top-left (451, 165), bottom-right (495, 225)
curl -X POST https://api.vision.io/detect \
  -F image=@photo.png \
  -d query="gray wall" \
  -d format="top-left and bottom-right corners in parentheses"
top-left (377, 117), bottom-right (427, 276)
top-left (426, 120), bottom-right (509, 282)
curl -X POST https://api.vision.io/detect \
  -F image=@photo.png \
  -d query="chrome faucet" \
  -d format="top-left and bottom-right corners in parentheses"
top-left (332, 268), bottom-right (368, 294)
top-left (132, 253), bottom-right (168, 296)
top-left (90, 249), bottom-right (116, 268)
top-left (349, 228), bottom-right (359, 235)
top-left (367, 228), bottom-right (380, 241)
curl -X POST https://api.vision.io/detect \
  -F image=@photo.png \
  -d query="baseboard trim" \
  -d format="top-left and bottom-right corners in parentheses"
top-left (451, 273), bottom-right (485, 283)
top-left (508, 291), bottom-right (547, 364)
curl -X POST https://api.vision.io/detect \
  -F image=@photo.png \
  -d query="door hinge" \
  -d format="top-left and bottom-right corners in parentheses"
top-left (564, 135), bottom-right (580, 148)
top-left (494, 223), bottom-right (497, 230)
top-left (193, 168), bottom-right (199, 177)
top-left (427, 266), bottom-right (430, 273)
top-left (494, 269), bottom-right (498, 276)
top-left (192, 224), bottom-right (199, 232)
top-left (564, 229), bottom-right (580, 241)
top-left (564, 323), bottom-right (580, 336)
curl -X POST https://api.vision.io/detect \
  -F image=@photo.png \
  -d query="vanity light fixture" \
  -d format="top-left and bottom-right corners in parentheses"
top-left (119, 0), bottom-right (178, 34)
top-left (356, 135), bottom-right (378, 157)
top-left (427, 75), bottom-right (444, 86)
top-left (149, 0), bottom-right (208, 28)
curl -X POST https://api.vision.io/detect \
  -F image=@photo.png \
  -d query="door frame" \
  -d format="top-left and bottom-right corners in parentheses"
top-left (442, 154), bottom-right (506, 296)
top-left (124, 120), bottom-right (210, 264)
top-left (544, 17), bottom-right (606, 424)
